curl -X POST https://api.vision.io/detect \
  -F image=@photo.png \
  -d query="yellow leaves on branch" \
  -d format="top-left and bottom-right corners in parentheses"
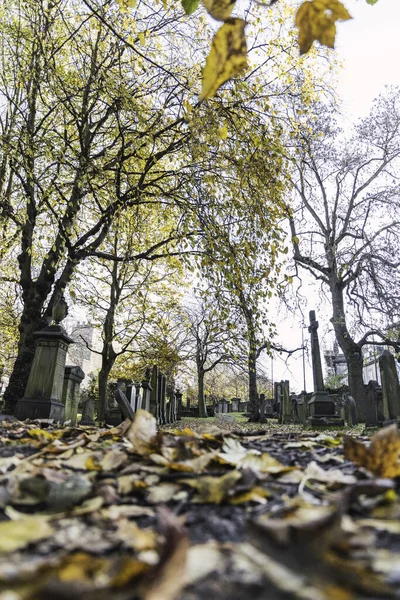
top-left (344, 424), bottom-right (400, 478)
top-left (200, 18), bottom-right (247, 101)
top-left (295, 0), bottom-right (352, 55)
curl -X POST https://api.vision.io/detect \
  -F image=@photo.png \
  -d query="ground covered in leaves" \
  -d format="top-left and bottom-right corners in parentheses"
top-left (1, 412), bottom-right (400, 600)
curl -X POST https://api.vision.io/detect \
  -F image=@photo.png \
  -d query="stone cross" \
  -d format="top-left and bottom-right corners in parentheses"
top-left (309, 310), bottom-right (324, 392)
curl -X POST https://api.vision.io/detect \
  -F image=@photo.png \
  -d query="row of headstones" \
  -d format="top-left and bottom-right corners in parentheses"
top-left (214, 398), bottom-right (249, 413)
top-left (269, 381), bottom-right (358, 427)
top-left (111, 365), bottom-right (183, 426)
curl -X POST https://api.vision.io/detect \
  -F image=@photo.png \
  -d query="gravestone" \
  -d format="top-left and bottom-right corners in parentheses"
top-left (141, 367), bottom-right (152, 413)
top-left (80, 397), bottom-right (95, 426)
top-left (274, 381), bottom-right (282, 416)
top-left (158, 372), bottom-right (166, 424)
top-left (126, 383), bottom-right (134, 408)
top-left (115, 388), bottom-right (135, 421)
top-left (176, 389), bottom-right (183, 419)
top-left (259, 393), bottom-right (266, 423)
top-left (279, 380), bottom-right (292, 424)
top-left (264, 398), bottom-right (274, 418)
top-left (106, 380), bottom-right (124, 426)
top-left (62, 366), bottom-right (85, 425)
top-left (231, 398), bottom-right (240, 412)
top-left (15, 296), bottom-right (73, 422)
top-left (343, 393), bottom-right (358, 427)
top-left (297, 391), bottom-right (307, 425)
top-left (291, 394), bottom-right (300, 424)
top-left (307, 310), bottom-right (341, 426)
top-left (150, 366), bottom-right (159, 419)
top-left (365, 380), bottom-right (380, 426)
top-left (135, 391), bottom-right (143, 412)
top-left (379, 350), bottom-right (400, 421)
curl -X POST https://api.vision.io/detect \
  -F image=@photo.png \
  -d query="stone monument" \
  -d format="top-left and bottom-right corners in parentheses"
top-left (15, 294), bottom-right (73, 421)
top-left (62, 366), bottom-right (85, 425)
top-left (379, 350), bottom-right (400, 421)
top-left (307, 310), bottom-right (342, 426)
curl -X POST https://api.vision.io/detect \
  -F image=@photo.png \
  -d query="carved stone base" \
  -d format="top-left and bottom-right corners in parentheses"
top-left (306, 391), bottom-right (343, 427)
top-left (307, 391), bottom-right (335, 416)
top-left (307, 416), bottom-right (345, 427)
top-left (15, 397), bottom-right (65, 422)
top-left (105, 408), bottom-right (123, 426)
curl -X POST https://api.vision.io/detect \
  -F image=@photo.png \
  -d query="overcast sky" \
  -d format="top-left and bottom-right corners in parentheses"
top-left (270, 0), bottom-right (400, 392)
top-left (336, 0), bottom-right (400, 117)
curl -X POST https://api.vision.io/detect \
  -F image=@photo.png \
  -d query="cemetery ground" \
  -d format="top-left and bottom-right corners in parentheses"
top-left (0, 413), bottom-right (400, 600)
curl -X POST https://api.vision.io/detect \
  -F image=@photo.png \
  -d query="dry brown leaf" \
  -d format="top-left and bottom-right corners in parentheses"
top-left (343, 424), bottom-right (400, 478)
top-left (181, 470), bottom-right (242, 504)
top-left (143, 508), bottom-right (188, 600)
top-left (125, 410), bottom-right (158, 456)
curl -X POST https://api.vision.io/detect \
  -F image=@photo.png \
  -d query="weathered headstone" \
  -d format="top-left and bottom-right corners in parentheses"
top-left (279, 380), bottom-right (292, 424)
top-left (80, 397), bottom-right (95, 426)
top-left (149, 366), bottom-right (159, 419)
top-left (231, 398), bottom-right (240, 412)
top-left (379, 350), bottom-right (400, 421)
top-left (343, 393), bottom-right (358, 427)
top-left (15, 299), bottom-right (73, 421)
top-left (62, 366), bottom-right (85, 425)
top-left (297, 391), bottom-right (307, 425)
top-left (126, 384), bottom-right (134, 407)
top-left (365, 380), bottom-right (380, 427)
top-left (106, 380), bottom-right (124, 426)
top-left (307, 310), bottom-right (341, 426)
top-left (141, 368), bottom-right (152, 413)
top-left (176, 389), bottom-right (183, 419)
top-left (259, 393), bottom-right (266, 423)
top-left (274, 381), bottom-right (282, 416)
top-left (115, 388), bottom-right (135, 421)
top-left (158, 372), bottom-right (166, 424)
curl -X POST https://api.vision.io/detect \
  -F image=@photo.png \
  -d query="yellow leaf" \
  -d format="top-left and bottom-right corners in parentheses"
top-left (125, 409), bottom-right (157, 456)
top-left (218, 124), bottom-right (228, 139)
top-left (343, 424), bottom-right (400, 478)
top-left (85, 455), bottom-right (102, 471)
top-left (139, 31), bottom-right (146, 46)
top-left (181, 470), bottom-right (242, 503)
top-left (202, 0), bottom-right (236, 21)
top-left (295, 0), bottom-right (351, 55)
top-left (200, 18), bottom-right (247, 101)
top-left (229, 486), bottom-right (270, 505)
top-left (0, 517), bottom-right (54, 553)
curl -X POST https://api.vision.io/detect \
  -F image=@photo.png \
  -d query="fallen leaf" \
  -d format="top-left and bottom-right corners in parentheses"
top-left (125, 410), bottom-right (158, 456)
top-left (301, 461), bottom-right (356, 486)
top-left (229, 485), bottom-right (270, 505)
top-left (0, 517), bottom-right (54, 553)
top-left (181, 470), bottom-right (242, 503)
top-left (144, 509), bottom-right (188, 600)
top-left (344, 424), bottom-right (400, 478)
top-left (115, 519), bottom-right (158, 551)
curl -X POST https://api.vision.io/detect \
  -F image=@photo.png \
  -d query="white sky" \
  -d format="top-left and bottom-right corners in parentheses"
top-left (269, 0), bottom-right (400, 393)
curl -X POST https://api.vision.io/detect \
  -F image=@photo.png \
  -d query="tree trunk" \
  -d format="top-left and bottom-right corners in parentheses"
top-left (197, 369), bottom-right (208, 417)
top-left (2, 298), bottom-right (47, 414)
top-left (247, 325), bottom-right (259, 422)
top-left (330, 282), bottom-right (366, 420)
top-left (98, 364), bottom-right (112, 423)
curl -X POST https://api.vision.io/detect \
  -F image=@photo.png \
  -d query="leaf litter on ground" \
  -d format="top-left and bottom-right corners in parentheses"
top-left (0, 414), bottom-right (399, 599)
